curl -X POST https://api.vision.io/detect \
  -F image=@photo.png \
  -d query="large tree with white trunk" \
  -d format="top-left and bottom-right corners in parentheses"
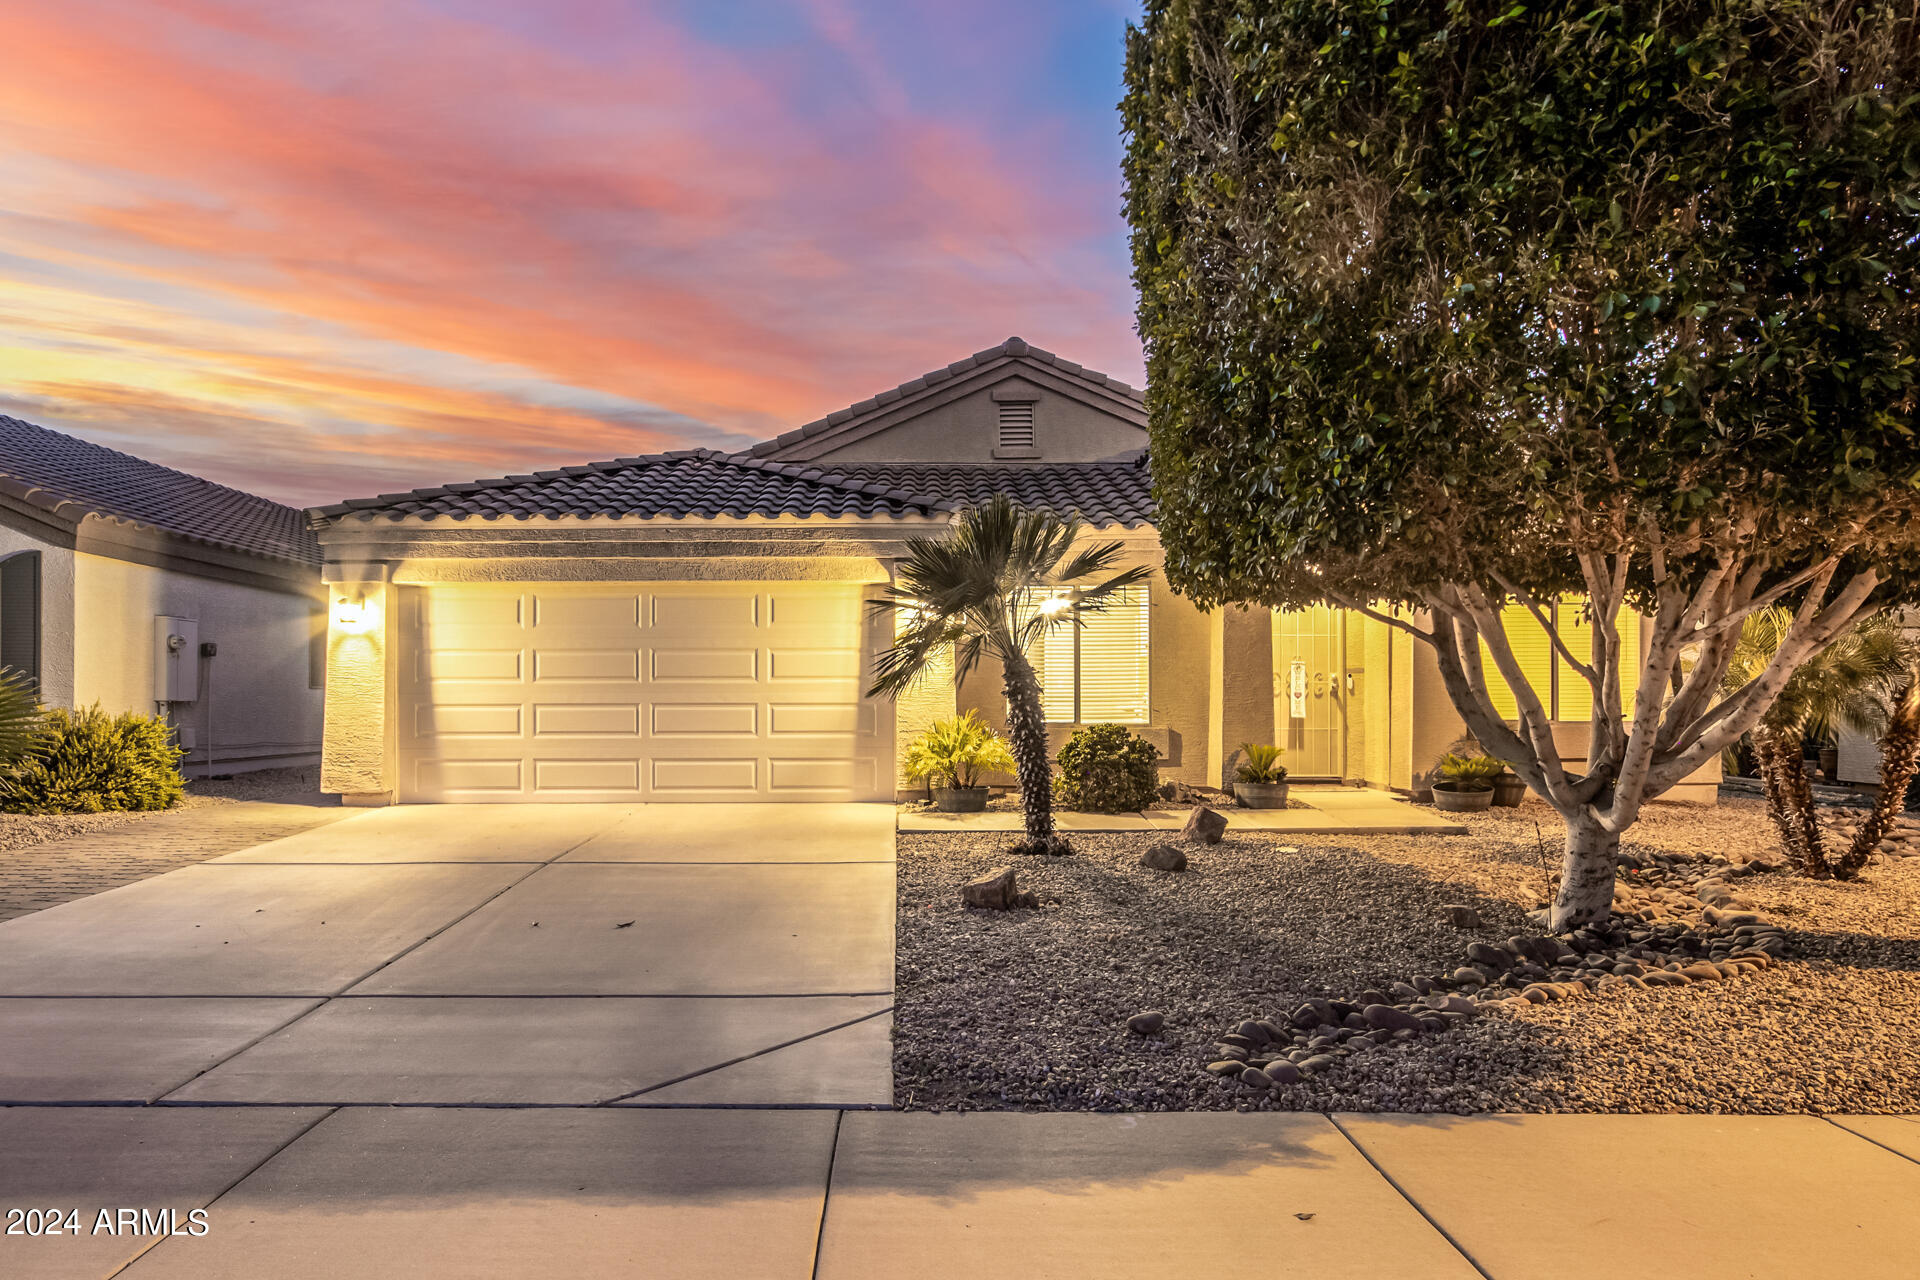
top-left (1122, 0), bottom-right (1920, 927)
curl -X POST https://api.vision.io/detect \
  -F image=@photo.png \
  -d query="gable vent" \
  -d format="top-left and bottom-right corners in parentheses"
top-left (997, 401), bottom-right (1036, 451)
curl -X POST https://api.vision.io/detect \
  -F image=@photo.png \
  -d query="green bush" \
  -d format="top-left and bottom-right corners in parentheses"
top-left (4, 704), bottom-right (185, 814)
top-left (1054, 723), bottom-right (1160, 813)
top-left (902, 712), bottom-right (1016, 789)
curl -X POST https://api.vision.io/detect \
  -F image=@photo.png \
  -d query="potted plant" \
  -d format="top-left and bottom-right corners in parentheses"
top-left (1232, 742), bottom-right (1289, 808)
top-left (902, 712), bottom-right (1017, 813)
top-left (1432, 752), bottom-right (1504, 812)
top-left (1491, 766), bottom-right (1528, 807)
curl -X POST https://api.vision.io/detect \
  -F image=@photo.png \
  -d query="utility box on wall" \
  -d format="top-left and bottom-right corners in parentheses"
top-left (154, 616), bottom-right (199, 703)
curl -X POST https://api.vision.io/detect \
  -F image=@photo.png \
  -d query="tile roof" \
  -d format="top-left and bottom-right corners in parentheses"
top-left (308, 449), bottom-right (958, 524)
top-left (818, 460), bottom-right (1157, 529)
top-left (0, 414), bottom-right (318, 567)
top-left (741, 336), bottom-right (1145, 459)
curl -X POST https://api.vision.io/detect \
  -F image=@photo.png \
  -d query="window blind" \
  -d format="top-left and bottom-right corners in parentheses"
top-left (1076, 586), bottom-right (1150, 722)
top-left (1031, 586), bottom-right (1150, 723)
top-left (1480, 608), bottom-right (1553, 720)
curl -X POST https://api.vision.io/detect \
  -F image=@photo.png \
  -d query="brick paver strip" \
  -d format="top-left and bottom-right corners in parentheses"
top-left (0, 804), bottom-right (352, 923)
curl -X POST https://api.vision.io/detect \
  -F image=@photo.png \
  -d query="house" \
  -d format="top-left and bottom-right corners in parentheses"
top-left (0, 415), bottom-right (324, 775)
top-left (308, 338), bottom-right (1717, 805)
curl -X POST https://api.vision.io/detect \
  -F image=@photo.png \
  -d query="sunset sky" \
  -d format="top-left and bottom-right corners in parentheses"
top-left (0, 0), bottom-right (1145, 507)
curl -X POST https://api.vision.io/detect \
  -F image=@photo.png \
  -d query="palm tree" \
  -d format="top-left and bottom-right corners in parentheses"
top-left (869, 495), bottom-right (1151, 854)
top-left (1723, 609), bottom-right (1917, 877)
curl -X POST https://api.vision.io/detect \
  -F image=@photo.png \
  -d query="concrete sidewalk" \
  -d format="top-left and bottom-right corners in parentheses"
top-left (898, 786), bottom-right (1468, 835)
top-left (1, 1108), bottom-right (1915, 1279)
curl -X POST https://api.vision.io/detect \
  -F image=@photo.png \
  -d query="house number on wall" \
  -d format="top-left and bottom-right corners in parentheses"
top-left (1288, 659), bottom-right (1308, 719)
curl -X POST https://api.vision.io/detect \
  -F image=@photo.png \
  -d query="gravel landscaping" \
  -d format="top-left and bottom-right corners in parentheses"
top-left (893, 794), bottom-right (1920, 1114)
top-left (0, 765), bottom-right (320, 856)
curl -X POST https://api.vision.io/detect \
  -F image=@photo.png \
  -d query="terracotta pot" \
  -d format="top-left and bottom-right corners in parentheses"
top-left (1234, 780), bottom-right (1290, 809)
top-left (1431, 783), bottom-right (1495, 813)
top-left (933, 786), bottom-right (989, 813)
top-left (1818, 745), bottom-right (1839, 780)
top-left (1491, 774), bottom-right (1528, 807)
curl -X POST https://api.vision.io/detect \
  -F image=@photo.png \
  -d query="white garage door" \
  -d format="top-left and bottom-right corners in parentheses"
top-left (396, 582), bottom-right (893, 802)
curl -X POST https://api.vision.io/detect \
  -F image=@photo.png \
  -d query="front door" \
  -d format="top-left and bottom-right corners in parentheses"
top-left (1272, 605), bottom-right (1347, 779)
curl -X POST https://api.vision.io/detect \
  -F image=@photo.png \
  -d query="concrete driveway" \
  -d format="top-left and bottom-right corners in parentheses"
top-left (0, 803), bottom-right (895, 1108)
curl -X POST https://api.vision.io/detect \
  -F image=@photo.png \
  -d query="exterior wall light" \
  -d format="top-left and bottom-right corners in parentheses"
top-left (333, 597), bottom-right (371, 632)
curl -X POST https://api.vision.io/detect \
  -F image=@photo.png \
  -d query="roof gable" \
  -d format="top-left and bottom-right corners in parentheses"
top-left (742, 337), bottom-right (1146, 464)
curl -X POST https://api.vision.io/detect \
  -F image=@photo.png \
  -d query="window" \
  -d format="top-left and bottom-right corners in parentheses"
top-left (1033, 585), bottom-right (1150, 723)
top-left (309, 604), bottom-right (326, 689)
top-left (1478, 598), bottom-right (1642, 721)
top-left (996, 400), bottom-right (1036, 453)
top-left (0, 551), bottom-right (40, 690)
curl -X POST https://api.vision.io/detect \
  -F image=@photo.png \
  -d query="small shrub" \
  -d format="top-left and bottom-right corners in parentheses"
top-left (1437, 752), bottom-right (1506, 792)
top-left (1236, 742), bottom-right (1288, 784)
top-left (1054, 723), bottom-right (1160, 813)
top-left (4, 704), bottom-right (185, 814)
top-left (902, 712), bottom-right (1016, 789)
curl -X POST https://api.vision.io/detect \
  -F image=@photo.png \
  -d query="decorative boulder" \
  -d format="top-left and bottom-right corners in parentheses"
top-left (1127, 1010), bottom-right (1166, 1036)
top-left (1440, 904), bottom-right (1483, 928)
top-left (962, 866), bottom-right (1036, 910)
top-left (1140, 843), bottom-right (1189, 871)
top-left (1183, 805), bottom-right (1229, 844)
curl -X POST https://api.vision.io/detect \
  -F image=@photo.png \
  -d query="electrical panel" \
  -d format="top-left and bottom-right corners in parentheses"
top-left (155, 616), bottom-right (198, 702)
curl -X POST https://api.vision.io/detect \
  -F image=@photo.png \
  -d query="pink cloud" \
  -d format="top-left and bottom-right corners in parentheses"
top-left (0, 0), bottom-right (1143, 503)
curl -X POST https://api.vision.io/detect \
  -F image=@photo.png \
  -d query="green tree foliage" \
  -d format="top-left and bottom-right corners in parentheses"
top-left (1054, 723), bottom-right (1163, 813)
top-left (5, 705), bottom-right (186, 814)
top-left (1124, 0), bottom-right (1920, 925)
top-left (871, 496), bottom-right (1151, 853)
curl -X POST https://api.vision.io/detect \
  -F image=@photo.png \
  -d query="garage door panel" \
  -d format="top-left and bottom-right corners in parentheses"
top-left (399, 583), bottom-right (888, 802)
top-left (532, 703), bottom-right (640, 737)
top-left (651, 593), bottom-right (759, 630)
top-left (533, 649), bottom-right (640, 682)
top-left (417, 758), bottom-right (524, 795)
top-left (651, 648), bottom-right (758, 682)
top-left (650, 703), bottom-right (757, 736)
top-left (532, 592), bottom-right (641, 629)
top-left (415, 704), bottom-right (524, 738)
top-left (768, 649), bottom-right (862, 681)
top-left (424, 591), bottom-right (525, 628)
top-left (769, 703), bottom-right (866, 736)
top-left (534, 758), bottom-right (641, 792)
top-left (421, 649), bottom-right (524, 683)
top-left (651, 757), bottom-right (759, 795)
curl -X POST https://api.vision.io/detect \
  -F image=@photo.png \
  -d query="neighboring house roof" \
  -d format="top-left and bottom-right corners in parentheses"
top-left (740, 336), bottom-right (1145, 461)
top-left (0, 414), bottom-right (318, 567)
top-left (308, 449), bottom-right (957, 524)
top-left (822, 460), bottom-right (1156, 529)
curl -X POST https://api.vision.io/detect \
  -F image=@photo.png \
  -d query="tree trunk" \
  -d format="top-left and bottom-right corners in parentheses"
top-left (1756, 725), bottom-right (1831, 877)
top-left (1002, 654), bottom-right (1068, 854)
top-left (1835, 681), bottom-right (1920, 880)
top-left (1549, 811), bottom-right (1622, 931)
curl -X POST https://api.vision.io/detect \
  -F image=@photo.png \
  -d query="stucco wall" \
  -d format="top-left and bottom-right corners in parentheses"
top-left (0, 523), bottom-right (76, 707)
top-left (320, 579), bottom-right (399, 800)
top-left (807, 379), bottom-right (1146, 464)
top-left (72, 552), bottom-right (323, 774)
